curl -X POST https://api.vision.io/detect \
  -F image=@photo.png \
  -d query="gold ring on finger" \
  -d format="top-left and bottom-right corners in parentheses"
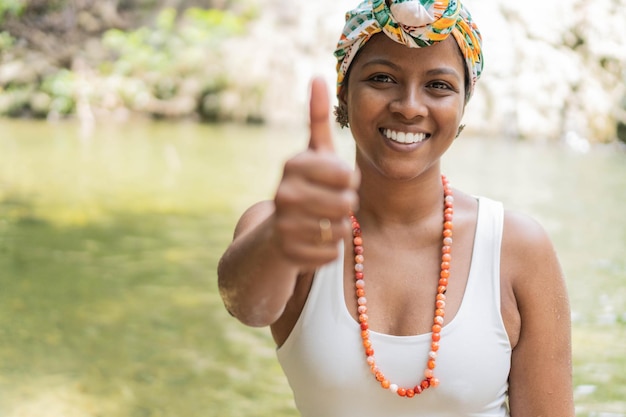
top-left (319, 218), bottom-right (333, 243)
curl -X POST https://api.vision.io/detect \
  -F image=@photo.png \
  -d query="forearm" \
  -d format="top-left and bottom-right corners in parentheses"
top-left (218, 214), bottom-right (301, 327)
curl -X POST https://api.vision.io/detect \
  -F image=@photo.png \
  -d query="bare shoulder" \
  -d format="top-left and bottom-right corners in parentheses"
top-left (502, 209), bottom-right (553, 250)
top-left (500, 208), bottom-right (568, 320)
top-left (501, 210), bottom-right (561, 286)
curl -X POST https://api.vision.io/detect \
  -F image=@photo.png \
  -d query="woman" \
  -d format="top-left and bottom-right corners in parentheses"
top-left (218, 0), bottom-right (574, 415)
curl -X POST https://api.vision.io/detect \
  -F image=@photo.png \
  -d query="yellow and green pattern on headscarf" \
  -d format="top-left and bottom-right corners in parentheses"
top-left (334, 0), bottom-right (483, 99)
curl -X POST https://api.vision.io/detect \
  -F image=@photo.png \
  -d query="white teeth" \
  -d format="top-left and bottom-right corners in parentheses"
top-left (383, 129), bottom-right (426, 144)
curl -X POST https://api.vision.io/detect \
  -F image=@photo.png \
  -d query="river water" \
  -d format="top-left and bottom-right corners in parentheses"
top-left (0, 119), bottom-right (624, 416)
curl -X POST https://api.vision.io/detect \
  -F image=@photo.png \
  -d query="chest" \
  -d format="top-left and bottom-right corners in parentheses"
top-left (342, 227), bottom-right (475, 336)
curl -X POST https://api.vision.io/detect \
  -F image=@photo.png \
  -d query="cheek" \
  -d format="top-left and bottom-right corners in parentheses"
top-left (438, 97), bottom-right (465, 123)
top-left (348, 89), bottom-right (386, 118)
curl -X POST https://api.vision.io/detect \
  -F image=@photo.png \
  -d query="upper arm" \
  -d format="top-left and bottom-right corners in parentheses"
top-left (502, 211), bottom-right (574, 417)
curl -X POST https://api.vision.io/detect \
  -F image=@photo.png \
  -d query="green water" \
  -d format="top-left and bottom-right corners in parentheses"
top-left (0, 119), bottom-right (624, 416)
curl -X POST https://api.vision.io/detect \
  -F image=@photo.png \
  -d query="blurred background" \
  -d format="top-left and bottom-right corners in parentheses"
top-left (0, 0), bottom-right (624, 416)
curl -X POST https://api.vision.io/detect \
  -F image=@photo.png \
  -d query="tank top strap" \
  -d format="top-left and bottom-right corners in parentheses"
top-left (472, 196), bottom-right (504, 310)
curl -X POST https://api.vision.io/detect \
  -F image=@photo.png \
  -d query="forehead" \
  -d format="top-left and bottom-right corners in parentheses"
top-left (352, 33), bottom-right (465, 73)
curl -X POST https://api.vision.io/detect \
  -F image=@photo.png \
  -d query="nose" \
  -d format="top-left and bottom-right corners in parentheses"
top-left (388, 84), bottom-right (428, 120)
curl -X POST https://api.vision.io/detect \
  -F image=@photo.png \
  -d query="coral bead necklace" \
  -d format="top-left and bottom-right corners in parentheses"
top-left (349, 174), bottom-right (453, 398)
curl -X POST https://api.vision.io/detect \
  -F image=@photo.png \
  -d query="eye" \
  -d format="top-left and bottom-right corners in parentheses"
top-left (369, 74), bottom-right (395, 84)
top-left (429, 81), bottom-right (452, 90)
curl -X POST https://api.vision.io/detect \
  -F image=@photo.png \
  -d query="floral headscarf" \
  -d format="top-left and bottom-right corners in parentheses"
top-left (334, 0), bottom-right (483, 99)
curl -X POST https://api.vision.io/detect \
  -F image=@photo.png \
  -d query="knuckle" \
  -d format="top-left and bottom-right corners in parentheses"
top-left (275, 183), bottom-right (302, 208)
top-left (338, 190), bottom-right (358, 212)
top-left (283, 156), bottom-right (299, 173)
top-left (282, 152), bottom-right (310, 175)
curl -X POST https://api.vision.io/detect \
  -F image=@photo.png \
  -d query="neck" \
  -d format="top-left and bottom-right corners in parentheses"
top-left (355, 162), bottom-right (445, 230)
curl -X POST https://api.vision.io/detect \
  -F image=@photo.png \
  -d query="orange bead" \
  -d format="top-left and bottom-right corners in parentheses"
top-left (421, 379), bottom-right (430, 390)
top-left (381, 379), bottom-right (390, 389)
top-left (435, 308), bottom-right (445, 317)
top-left (432, 332), bottom-right (441, 342)
top-left (356, 288), bottom-right (365, 297)
top-left (437, 285), bottom-right (447, 294)
top-left (442, 253), bottom-right (451, 262)
top-left (440, 270), bottom-right (449, 279)
top-left (375, 371), bottom-right (384, 382)
top-left (436, 299), bottom-right (445, 309)
top-left (444, 221), bottom-right (453, 230)
top-left (406, 389), bottom-right (415, 398)
top-left (425, 369), bottom-right (434, 378)
top-left (365, 347), bottom-right (374, 356)
top-left (427, 359), bottom-right (436, 370)
top-left (430, 378), bottom-right (440, 387)
top-left (442, 245), bottom-right (451, 254)
top-left (363, 339), bottom-right (372, 349)
top-left (432, 324), bottom-right (442, 333)
top-left (397, 388), bottom-right (406, 397)
top-left (361, 330), bottom-right (369, 339)
top-left (443, 229), bottom-right (452, 238)
top-left (438, 278), bottom-right (448, 287)
top-left (353, 236), bottom-right (362, 246)
top-left (431, 341), bottom-right (440, 351)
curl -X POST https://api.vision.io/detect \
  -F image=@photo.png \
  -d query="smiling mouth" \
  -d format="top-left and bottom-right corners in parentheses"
top-left (381, 128), bottom-right (430, 144)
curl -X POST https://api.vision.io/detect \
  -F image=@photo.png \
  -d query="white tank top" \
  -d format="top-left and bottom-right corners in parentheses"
top-left (277, 197), bottom-right (511, 417)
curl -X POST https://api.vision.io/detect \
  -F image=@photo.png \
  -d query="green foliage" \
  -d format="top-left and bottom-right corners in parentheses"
top-left (39, 69), bottom-right (76, 115)
top-left (99, 7), bottom-right (252, 119)
top-left (184, 7), bottom-right (245, 38)
top-left (0, 30), bottom-right (14, 51)
top-left (0, 85), bottom-right (31, 116)
top-left (102, 7), bottom-right (245, 75)
top-left (0, 0), bottom-right (25, 24)
top-left (0, 4), bottom-right (261, 121)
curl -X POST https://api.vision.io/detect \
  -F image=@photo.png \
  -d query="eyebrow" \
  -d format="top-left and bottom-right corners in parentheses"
top-left (361, 58), bottom-right (462, 80)
top-left (361, 58), bottom-right (401, 71)
top-left (425, 68), bottom-right (462, 80)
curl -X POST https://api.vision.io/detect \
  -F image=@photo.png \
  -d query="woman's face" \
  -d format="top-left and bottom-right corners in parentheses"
top-left (343, 34), bottom-right (466, 181)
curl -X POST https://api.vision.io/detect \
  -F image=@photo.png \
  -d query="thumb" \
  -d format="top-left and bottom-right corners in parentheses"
top-left (308, 77), bottom-right (335, 152)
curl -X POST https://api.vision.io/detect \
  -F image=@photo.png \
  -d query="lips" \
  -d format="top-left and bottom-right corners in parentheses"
top-left (381, 128), bottom-right (429, 144)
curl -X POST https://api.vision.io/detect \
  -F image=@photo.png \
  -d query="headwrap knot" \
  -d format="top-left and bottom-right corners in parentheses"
top-left (334, 0), bottom-right (483, 99)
